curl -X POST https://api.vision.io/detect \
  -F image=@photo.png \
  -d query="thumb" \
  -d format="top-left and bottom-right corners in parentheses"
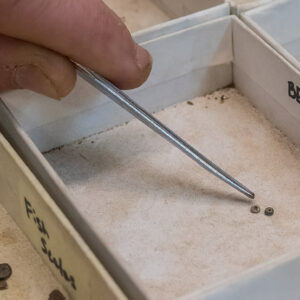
top-left (0, 0), bottom-right (152, 90)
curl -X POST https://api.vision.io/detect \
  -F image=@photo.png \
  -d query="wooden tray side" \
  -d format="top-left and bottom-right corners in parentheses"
top-left (0, 133), bottom-right (127, 300)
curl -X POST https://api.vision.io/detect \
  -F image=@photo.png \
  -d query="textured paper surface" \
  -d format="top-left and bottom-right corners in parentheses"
top-left (45, 88), bottom-right (300, 299)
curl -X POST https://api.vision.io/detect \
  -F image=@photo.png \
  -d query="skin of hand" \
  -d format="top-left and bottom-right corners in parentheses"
top-left (0, 0), bottom-right (152, 100)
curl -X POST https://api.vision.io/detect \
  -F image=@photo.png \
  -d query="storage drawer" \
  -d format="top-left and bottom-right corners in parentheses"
top-left (103, 0), bottom-right (225, 33)
top-left (1, 3), bottom-right (300, 300)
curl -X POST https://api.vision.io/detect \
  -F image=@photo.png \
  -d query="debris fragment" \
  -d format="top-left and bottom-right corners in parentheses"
top-left (187, 101), bottom-right (194, 106)
top-left (250, 205), bottom-right (260, 214)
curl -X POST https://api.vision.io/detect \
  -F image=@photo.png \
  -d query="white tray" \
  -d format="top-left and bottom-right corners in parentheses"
top-left (1, 3), bottom-right (300, 300)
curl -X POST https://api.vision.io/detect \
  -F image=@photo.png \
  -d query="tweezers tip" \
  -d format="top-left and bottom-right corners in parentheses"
top-left (247, 191), bottom-right (255, 200)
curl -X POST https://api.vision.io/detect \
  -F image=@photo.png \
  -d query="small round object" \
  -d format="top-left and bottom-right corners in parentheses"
top-left (49, 289), bottom-right (66, 300)
top-left (0, 264), bottom-right (12, 281)
top-left (250, 205), bottom-right (261, 214)
top-left (265, 207), bottom-right (274, 216)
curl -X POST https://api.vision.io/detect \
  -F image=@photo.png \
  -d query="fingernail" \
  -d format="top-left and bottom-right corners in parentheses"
top-left (135, 45), bottom-right (152, 72)
top-left (14, 65), bottom-right (60, 100)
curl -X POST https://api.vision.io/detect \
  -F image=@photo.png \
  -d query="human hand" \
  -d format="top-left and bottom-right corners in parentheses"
top-left (0, 0), bottom-right (152, 99)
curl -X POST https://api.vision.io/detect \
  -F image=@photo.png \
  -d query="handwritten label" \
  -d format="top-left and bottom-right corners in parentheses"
top-left (24, 197), bottom-right (77, 290)
top-left (288, 81), bottom-right (300, 104)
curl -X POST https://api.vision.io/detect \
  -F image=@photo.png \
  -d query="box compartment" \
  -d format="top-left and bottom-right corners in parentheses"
top-left (103, 0), bottom-right (225, 33)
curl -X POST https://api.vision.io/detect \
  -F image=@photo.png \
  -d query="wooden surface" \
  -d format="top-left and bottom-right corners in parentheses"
top-left (0, 1), bottom-right (274, 299)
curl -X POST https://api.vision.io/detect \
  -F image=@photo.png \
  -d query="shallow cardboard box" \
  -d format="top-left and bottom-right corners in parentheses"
top-left (153, 0), bottom-right (225, 18)
top-left (1, 3), bottom-right (300, 300)
top-left (242, 0), bottom-right (300, 68)
top-left (228, 0), bottom-right (274, 14)
top-left (240, 0), bottom-right (300, 147)
top-left (103, 0), bottom-right (225, 33)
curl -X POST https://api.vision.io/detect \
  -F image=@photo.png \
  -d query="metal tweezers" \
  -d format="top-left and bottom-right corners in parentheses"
top-left (75, 63), bottom-right (255, 200)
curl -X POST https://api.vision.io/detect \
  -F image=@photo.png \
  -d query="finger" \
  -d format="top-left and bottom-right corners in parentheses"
top-left (0, 0), bottom-right (152, 90)
top-left (0, 34), bottom-right (76, 99)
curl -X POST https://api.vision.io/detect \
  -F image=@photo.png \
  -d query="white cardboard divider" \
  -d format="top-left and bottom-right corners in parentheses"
top-left (242, 0), bottom-right (300, 70)
top-left (239, 0), bottom-right (300, 147)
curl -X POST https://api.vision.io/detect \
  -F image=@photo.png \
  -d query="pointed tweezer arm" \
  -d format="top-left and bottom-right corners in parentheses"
top-left (75, 63), bottom-right (255, 200)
